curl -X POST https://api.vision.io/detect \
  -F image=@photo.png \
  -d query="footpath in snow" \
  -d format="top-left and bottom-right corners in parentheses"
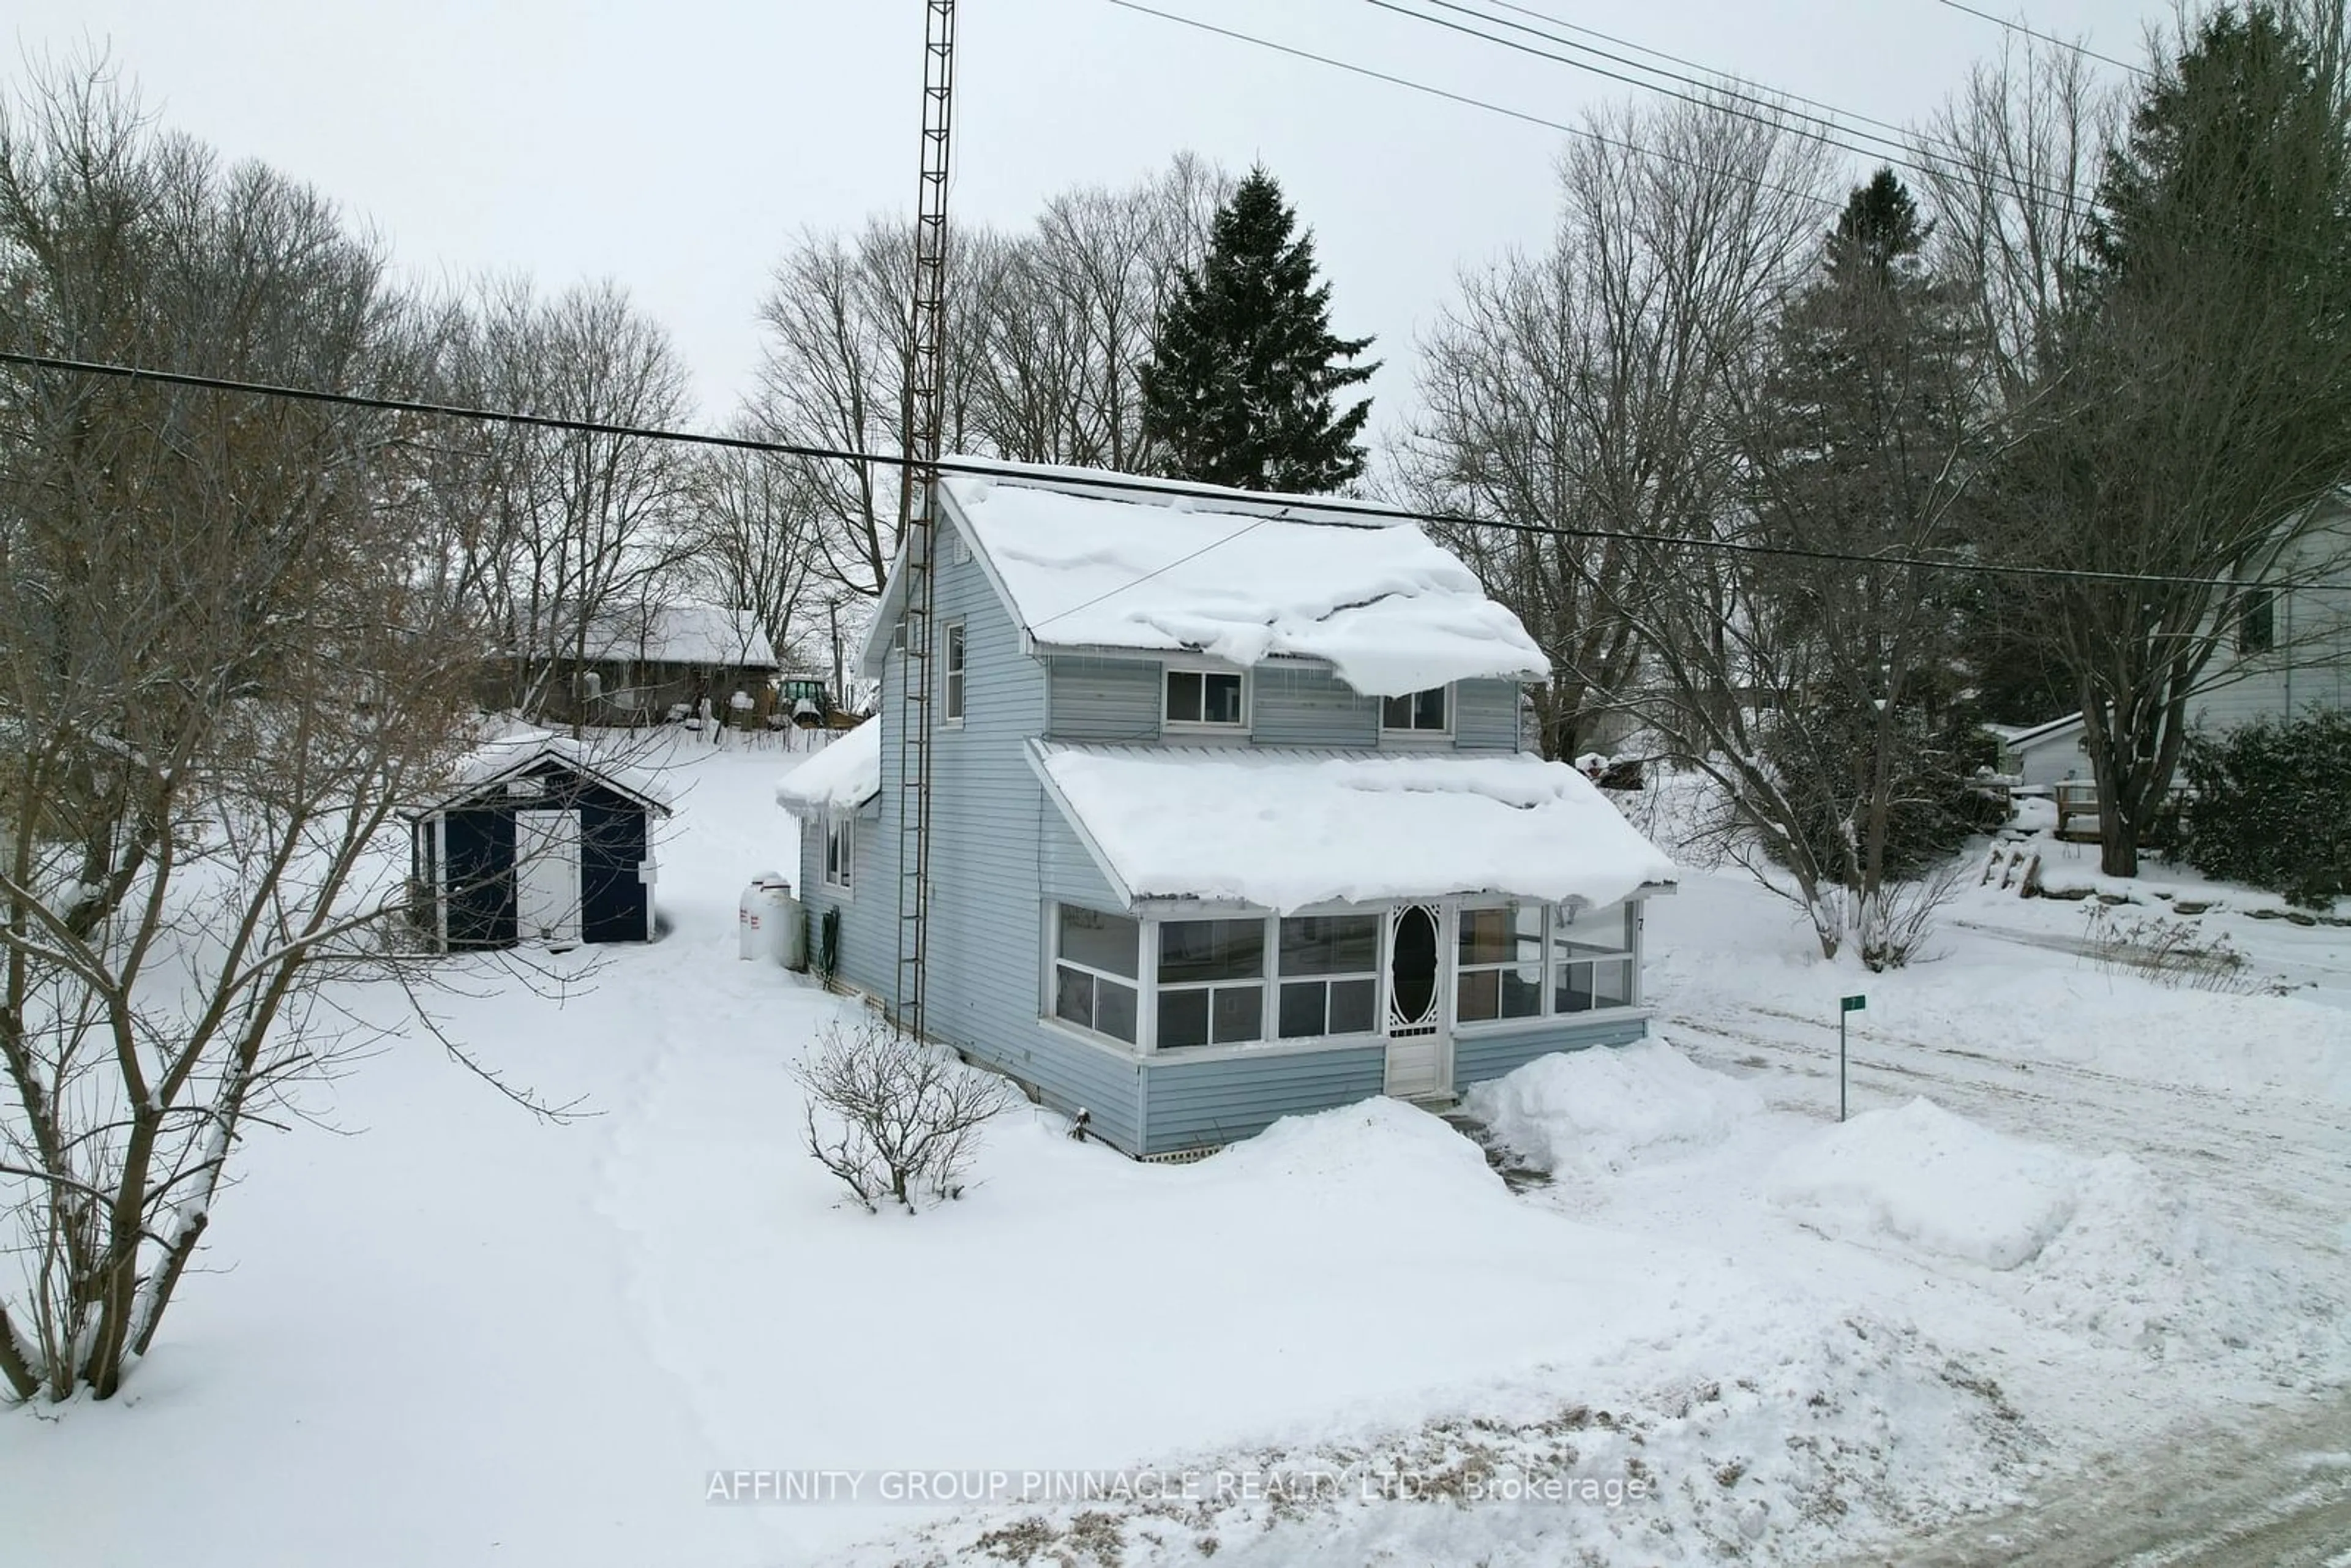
top-left (4, 737), bottom-right (2344, 1567)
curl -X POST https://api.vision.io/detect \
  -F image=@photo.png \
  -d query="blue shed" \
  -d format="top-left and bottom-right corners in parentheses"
top-left (409, 736), bottom-right (673, 951)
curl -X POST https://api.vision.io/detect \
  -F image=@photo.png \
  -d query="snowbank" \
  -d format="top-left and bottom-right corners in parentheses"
top-left (774, 721), bottom-right (880, 813)
top-left (945, 476), bottom-right (1548, 696)
top-left (1768, 1099), bottom-right (2083, 1270)
top-left (1461, 1037), bottom-right (1760, 1176)
top-left (1035, 742), bottom-right (1676, 911)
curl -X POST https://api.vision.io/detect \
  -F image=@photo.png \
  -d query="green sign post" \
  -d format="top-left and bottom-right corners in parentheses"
top-left (1839, 994), bottom-right (1866, 1122)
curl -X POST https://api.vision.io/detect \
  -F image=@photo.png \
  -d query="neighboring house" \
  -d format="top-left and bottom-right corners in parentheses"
top-left (775, 466), bottom-right (1677, 1160)
top-left (408, 733), bottom-right (672, 951)
top-left (536, 602), bottom-right (780, 726)
top-left (1995, 506), bottom-right (2351, 785)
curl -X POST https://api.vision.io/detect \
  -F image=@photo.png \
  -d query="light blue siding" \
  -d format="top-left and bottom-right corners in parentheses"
top-left (1253, 664), bottom-right (1378, 748)
top-left (1454, 679), bottom-right (1521, 751)
top-left (798, 795), bottom-right (890, 999)
top-left (858, 519), bottom-right (1152, 1152)
top-left (1452, 1013), bottom-right (1651, 1088)
top-left (1138, 1045), bottom-right (1389, 1155)
top-left (1045, 657), bottom-right (1161, 743)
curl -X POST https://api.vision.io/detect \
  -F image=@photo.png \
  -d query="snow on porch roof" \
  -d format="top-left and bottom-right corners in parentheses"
top-left (936, 468), bottom-right (1549, 697)
top-left (1029, 741), bottom-right (1676, 913)
top-left (774, 720), bottom-right (880, 815)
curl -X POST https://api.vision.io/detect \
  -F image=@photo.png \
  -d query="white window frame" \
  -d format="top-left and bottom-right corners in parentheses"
top-left (1453, 901), bottom-right (1548, 1026)
top-left (942, 620), bottom-right (966, 726)
top-left (1449, 899), bottom-right (1643, 1030)
top-left (1160, 660), bottom-right (1250, 732)
top-left (1379, 683), bottom-right (1454, 738)
top-left (1152, 917), bottom-right (1270, 1051)
top-left (1049, 903), bottom-right (1142, 1045)
top-left (1272, 913), bottom-right (1384, 1042)
top-left (822, 814), bottom-right (855, 894)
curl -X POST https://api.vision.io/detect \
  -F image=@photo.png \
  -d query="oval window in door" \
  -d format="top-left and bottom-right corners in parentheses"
top-left (1390, 904), bottom-right (1439, 1027)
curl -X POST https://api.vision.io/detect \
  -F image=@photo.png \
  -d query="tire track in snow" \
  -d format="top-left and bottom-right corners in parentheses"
top-left (1665, 1002), bottom-right (2351, 1262)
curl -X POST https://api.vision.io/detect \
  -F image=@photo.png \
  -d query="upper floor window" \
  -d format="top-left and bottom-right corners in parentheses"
top-left (942, 621), bottom-right (966, 723)
top-left (1382, 686), bottom-right (1450, 733)
top-left (2238, 589), bottom-right (2276, 655)
top-left (1164, 666), bottom-right (1246, 727)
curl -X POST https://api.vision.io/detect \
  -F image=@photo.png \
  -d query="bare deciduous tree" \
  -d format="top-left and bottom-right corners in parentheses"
top-left (1401, 94), bottom-right (1829, 760)
top-left (0, 62), bottom-right (485, 1401)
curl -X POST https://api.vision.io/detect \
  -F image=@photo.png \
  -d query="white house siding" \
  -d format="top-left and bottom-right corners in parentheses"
top-left (2189, 563), bottom-right (2351, 732)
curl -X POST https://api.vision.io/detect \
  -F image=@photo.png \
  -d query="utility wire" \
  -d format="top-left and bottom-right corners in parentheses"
top-left (4, 347), bottom-right (2341, 596)
top-left (1403, 0), bottom-right (1944, 176)
top-left (1933, 0), bottom-right (2150, 78)
top-left (1368, 0), bottom-right (2106, 224)
top-left (1094, 0), bottom-right (1840, 211)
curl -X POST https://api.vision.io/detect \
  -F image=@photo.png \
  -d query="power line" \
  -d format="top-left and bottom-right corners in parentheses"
top-left (1093, 0), bottom-right (1840, 212)
top-left (1367, 0), bottom-right (2106, 224)
top-left (1397, 0), bottom-right (1939, 176)
top-left (1933, 0), bottom-right (2150, 79)
top-left (3, 347), bottom-right (2340, 596)
top-left (1480, 0), bottom-right (1931, 149)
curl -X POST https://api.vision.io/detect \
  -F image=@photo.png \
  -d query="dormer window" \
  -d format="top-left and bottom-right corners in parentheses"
top-left (1164, 666), bottom-right (1247, 727)
top-left (1381, 686), bottom-right (1450, 734)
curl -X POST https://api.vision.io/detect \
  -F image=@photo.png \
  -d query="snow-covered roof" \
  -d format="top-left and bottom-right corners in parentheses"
top-left (1029, 741), bottom-right (1675, 912)
top-left (2002, 712), bottom-right (2085, 749)
top-left (861, 464), bottom-right (1548, 698)
top-left (583, 603), bottom-right (778, 668)
top-left (425, 729), bottom-right (675, 813)
top-left (774, 722), bottom-right (881, 814)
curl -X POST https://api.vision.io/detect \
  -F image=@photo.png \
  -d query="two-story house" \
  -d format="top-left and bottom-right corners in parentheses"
top-left (776, 465), bottom-right (1677, 1159)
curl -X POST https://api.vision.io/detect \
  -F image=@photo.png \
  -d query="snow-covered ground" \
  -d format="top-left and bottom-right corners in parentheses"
top-left (6, 738), bottom-right (2345, 1566)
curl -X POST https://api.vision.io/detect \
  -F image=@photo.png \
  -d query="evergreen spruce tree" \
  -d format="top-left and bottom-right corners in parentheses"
top-left (1139, 167), bottom-right (1378, 492)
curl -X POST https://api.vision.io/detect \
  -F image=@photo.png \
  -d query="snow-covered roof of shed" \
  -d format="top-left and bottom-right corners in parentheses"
top-left (1030, 741), bottom-right (1675, 913)
top-left (582, 603), bottom-right (778, 668)
top-left (426, 729), bottom-right (675, 812)
top-left (774, 721), bottom-right (880, 814)
top-left (872, 465), bottom-right (1548, 697)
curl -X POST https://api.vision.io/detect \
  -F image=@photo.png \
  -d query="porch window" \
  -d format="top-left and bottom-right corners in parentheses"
top-left (1552, 899), bottom-right (1635, 1013)
top-left (1155, 918), bottom-right (1264, 1048)
top-left (1164, 667), bottom-right (1246, 727)
top-left (1455, 904), bottom-right (1545, 1022)
top-left (1381, 686), bottom-right (1450, 733)
top-left (822, 816), bottom-right (855, 892)
top-left (1277, 915), bottom-right (1380, 1038)
top-left (1053, 905), bottom-right (1139, 1043)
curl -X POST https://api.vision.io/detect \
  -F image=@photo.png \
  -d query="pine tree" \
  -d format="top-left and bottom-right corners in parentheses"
top-left (1139, 167), bottom-right (1378, 492)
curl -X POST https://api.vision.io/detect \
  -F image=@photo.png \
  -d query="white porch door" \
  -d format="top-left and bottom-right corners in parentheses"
top-left (514, 809), bottom-right (582, 946)
top-left (1383, 902), bottom-right (1450, 1098)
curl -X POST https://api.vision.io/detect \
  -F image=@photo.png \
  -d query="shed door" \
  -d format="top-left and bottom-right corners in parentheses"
top-left (514, 809), bottom-right (582, 946)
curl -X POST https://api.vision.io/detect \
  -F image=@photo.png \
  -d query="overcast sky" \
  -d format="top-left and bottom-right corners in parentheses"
top-left (14, 0), bottom-right (2163, 438)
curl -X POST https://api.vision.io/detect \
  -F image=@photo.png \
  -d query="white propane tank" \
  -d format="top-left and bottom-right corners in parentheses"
top-left (739, 871), bottom-right (787, 961)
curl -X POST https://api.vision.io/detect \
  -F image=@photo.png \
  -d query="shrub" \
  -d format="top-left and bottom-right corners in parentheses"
top-left (793, 1017), bottom-right (1014, 1212)
top-left (2178, 711), bottom-right (2351, 907)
